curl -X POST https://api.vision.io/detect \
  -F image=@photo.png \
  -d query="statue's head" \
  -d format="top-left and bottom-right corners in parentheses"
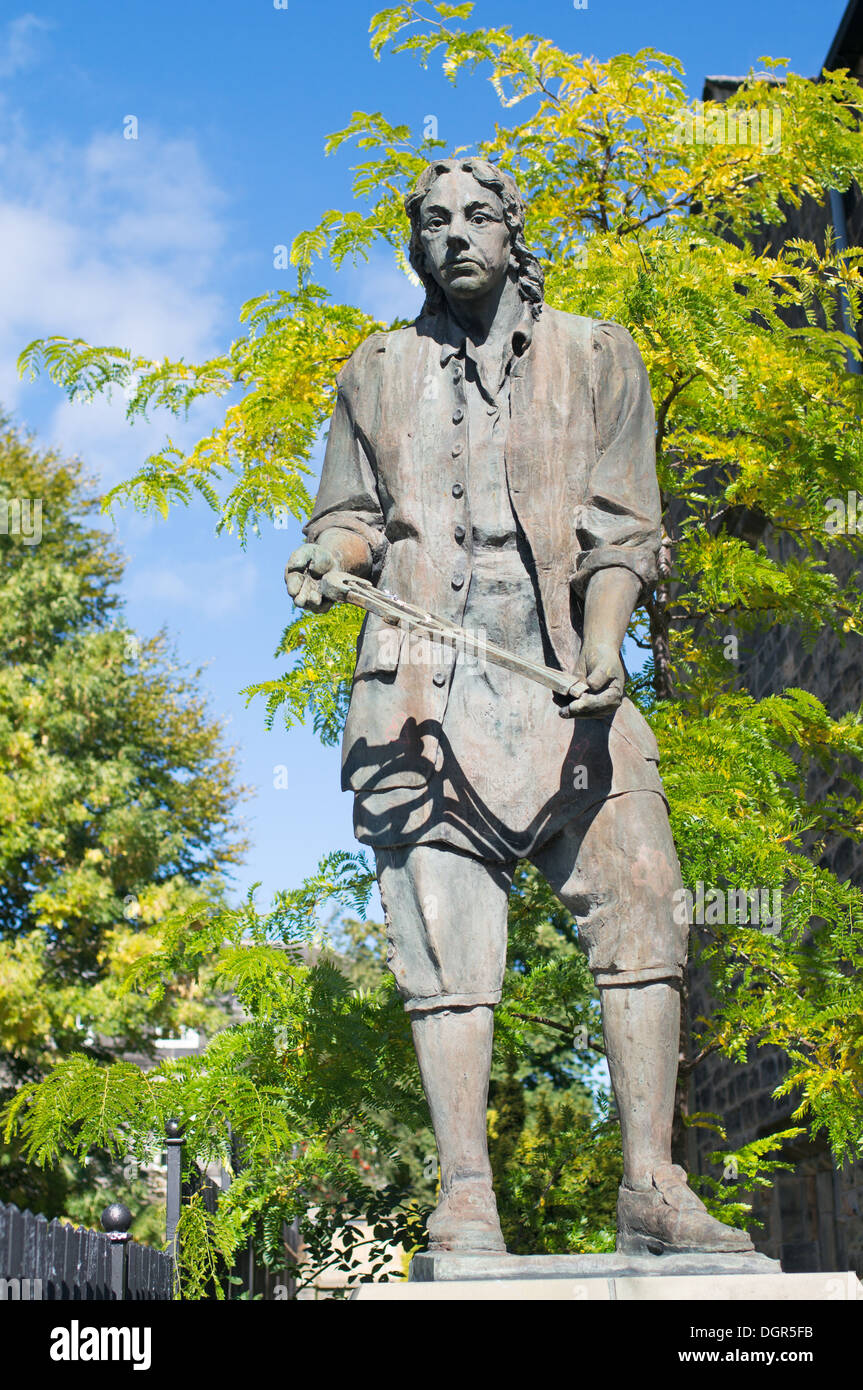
top-left (404, 158), bottom-right (544, 319)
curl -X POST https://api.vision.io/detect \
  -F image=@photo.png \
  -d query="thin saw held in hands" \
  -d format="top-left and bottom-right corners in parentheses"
top-left (319, 568), bottom-right (591, 702)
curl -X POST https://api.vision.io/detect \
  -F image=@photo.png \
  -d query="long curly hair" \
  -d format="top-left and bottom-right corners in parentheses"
top-left (404, 158), bottom-right (545, 320)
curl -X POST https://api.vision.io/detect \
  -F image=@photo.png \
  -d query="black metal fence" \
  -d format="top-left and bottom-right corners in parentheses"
top-left (0, 1199), bottom-right (172, 1300)
top-left (1, 1123), bottom-right (299, 1300)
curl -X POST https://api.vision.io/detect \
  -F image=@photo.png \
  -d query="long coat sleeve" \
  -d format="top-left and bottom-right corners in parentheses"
top-left (303, 341), bottom-right (388, 568)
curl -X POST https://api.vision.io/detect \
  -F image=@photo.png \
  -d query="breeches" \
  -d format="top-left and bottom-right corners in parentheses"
top-left (375, 789), bottom-right (686, 1012)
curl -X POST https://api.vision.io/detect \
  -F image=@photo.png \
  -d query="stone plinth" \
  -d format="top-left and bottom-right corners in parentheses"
top-left (351, 1262), bottom-right (862, 1301)
top-left (409, 1250), bottom-right (779, 1282)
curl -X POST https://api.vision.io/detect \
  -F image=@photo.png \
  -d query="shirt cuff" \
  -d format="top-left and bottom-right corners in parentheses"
top-left (303, 511), bottom-right (383, 564)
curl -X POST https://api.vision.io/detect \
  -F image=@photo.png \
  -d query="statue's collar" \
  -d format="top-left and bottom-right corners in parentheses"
top-left (436, 305), bottom-right (535, 370)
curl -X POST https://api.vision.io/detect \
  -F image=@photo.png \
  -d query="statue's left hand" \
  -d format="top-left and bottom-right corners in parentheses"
top-left (560, 641), bottom-right (625, 718)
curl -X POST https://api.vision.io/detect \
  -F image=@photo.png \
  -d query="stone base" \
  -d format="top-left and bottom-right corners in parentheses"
top-left (352, 1266), bottom-right (862, 1301)
top-left (409, 1250), bottom-right (780, 1282)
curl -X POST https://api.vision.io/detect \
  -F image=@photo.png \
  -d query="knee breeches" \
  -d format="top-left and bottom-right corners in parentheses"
top-left (375, 790), bottom-right (687, 1012)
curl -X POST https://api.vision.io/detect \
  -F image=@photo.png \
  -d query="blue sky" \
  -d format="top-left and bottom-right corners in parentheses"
top-left (0, 0), bottom-right (850, 913)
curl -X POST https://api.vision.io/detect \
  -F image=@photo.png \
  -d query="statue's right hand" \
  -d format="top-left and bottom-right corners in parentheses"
top-left (285, 543), bottom-right (337, 613)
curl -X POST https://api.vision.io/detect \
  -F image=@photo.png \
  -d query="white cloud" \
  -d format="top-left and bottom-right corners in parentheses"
top-left (0, 119), bottom-right (231, 469)
top-left (0, 129), bottom-right (227, 354)
top-left (333, 250), bottom-right (422, 324)
top-left (0, 14), bottom-right (50, 80)
top-left (127, 553), bottom-right (260, 622)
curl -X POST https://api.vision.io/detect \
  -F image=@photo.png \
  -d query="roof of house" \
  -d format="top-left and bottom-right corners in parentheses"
top-left (825, 0), bottom-right (863, 73)
top-left (702, 74), bottom-right (784, 101)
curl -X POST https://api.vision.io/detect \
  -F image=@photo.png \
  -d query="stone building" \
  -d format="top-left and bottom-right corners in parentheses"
top-left (685, 0), bottom-right (863, 1274)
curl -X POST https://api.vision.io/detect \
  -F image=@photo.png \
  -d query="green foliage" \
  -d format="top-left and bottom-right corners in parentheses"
top-left (18, 289), bottom-right (379, 545)
top-left (482, 863), bottom-right (621, 1252)
top-left (4, 869), bottom-right (433, 1294)
top-left (493, 1098), bottom-right (622, 1255)
top-left (243, 602), bottom-right (362, 745)
top-left (653, 688), bottom-right (863, 1162)
top-left (0, 421), bottom-right (247, 1220)
top-left (688, 1124), bottom-right (805, 1231)
top-left (174, 1191), bottom-right (244, 1302)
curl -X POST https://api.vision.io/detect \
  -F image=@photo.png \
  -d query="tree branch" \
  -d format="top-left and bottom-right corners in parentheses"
top-left (509, 1011), bottom-right (606, 1055)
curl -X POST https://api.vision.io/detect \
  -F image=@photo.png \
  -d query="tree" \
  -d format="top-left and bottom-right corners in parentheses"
top-left (6, 860), bottom-right (434, 1296)
top-left (0, 419), bottom-right (247, 1221)
top-left (7, 3), bottom-right (863, 1281)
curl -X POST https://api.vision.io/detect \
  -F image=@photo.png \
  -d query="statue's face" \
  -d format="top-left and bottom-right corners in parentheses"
top-left (418, 169), bottom-right (512, 305)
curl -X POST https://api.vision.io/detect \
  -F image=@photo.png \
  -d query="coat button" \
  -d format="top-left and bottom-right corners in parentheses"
top-left (452, 482), bottom-right (464, 498)
top-left (452, 572), bottom-right (465, 590)
top-left (433, 670), bottom-right (447, 687)
top-left (454, 524), bottom-right (466, 542)
top-left (452, 408), bottom-right (464, 424)
top-left (452, 442), bottom-right (463, 457)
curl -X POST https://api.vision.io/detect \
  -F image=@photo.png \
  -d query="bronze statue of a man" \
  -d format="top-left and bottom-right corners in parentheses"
top-left (287, 159), bottom-right (752, 1257)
